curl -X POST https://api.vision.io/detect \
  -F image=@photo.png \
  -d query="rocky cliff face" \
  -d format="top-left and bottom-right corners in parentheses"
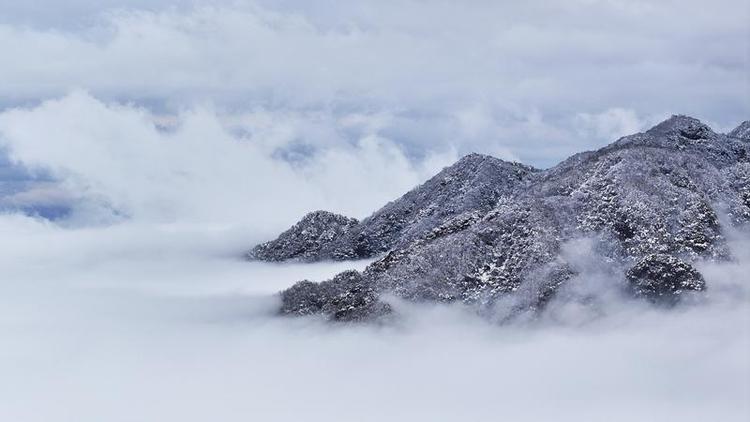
top-left (253, 116), bottom-right (750, 322)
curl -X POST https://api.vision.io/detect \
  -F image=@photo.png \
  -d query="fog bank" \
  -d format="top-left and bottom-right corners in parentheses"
top-left (0, 214), bottom-right (748, 422)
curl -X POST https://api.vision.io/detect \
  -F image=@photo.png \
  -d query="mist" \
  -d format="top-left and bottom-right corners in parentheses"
top-left (0, 210), bottom-right (748, 421)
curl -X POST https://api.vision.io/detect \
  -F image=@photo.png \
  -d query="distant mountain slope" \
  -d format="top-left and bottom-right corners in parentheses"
top-left (257, 116), bottom-right (750, 321)
top-left (249, 153), bottom-right (537, 261)
top-left (248, 211), bottom-right (359, 262)
top-left (728, 120), bottom-right (750, 140)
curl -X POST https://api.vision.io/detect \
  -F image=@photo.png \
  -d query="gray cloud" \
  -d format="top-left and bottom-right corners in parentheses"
top-left (0, 0), bottom-right (747, 167)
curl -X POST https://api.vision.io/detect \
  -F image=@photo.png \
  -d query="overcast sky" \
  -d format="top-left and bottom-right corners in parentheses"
top-left (0, 0), bottom-right (748, 224)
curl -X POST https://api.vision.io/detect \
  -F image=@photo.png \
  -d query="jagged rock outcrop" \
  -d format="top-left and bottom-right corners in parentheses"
top-left (251, 115), bottom-right (750, 321)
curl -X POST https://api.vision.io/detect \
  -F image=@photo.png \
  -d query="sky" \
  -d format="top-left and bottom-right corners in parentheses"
top-left (0, 2), bottom-right (748, 421)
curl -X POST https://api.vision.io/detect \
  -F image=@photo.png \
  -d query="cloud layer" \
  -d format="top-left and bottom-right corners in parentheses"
top-left (1, 0), bottom-right (748, 167)
top-left (0, 92), bottom-right (458, 230)
top-left (0, 214), bottom-right (748, 422)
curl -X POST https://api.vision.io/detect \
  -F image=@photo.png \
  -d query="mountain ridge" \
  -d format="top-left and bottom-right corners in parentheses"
top-left (250, 152), bottom-right (538, 262)
top-left (252, 115), bottom-right (750, 322)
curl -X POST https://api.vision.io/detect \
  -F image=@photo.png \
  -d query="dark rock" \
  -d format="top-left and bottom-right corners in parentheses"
top-left (626, 254), bottom-right (706, 304)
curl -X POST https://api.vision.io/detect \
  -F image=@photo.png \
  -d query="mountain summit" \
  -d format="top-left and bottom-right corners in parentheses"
top-left (729, 120), bottom-right (750, 140)
top-left (249, 153), bottom-right (537, 261)
top-left (251, 115), bottom-right (750, 322)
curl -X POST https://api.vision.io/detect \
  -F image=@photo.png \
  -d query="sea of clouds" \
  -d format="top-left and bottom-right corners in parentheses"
top-left (0, 212), bottom-right (748, 421)
top-left (1, 1), bottom-right (749, 421)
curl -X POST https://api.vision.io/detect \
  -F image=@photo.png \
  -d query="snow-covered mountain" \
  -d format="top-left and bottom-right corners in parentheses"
top-left (251, 115), bottom-right (750, 321)
top-left (249, 154), bottom-right (537, 261)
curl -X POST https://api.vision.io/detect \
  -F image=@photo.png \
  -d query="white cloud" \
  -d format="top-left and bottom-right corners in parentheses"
top-left (0, 214), bottom-right (747, 422)
top-left (0, 92), bottom-right (456, 231)
top-left (575, 108), bottom-right (653, 142)
top-left (0, 0), bottom-right (747, 166)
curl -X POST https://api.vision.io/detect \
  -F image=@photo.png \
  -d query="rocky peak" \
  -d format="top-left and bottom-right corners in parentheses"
top-left (248, 210), bottom-right (359, 262)
top-left (646, 115), bottom-right (715, 141)
top-left (601, 115), bottom-right (748, 168)
top-left (248, 153), bottom-right (538, 262)
top-left (729, 120), bottom-right (750, 140)
top-left (439, 153), bottom-right (535, 181)
top-left (298, 210), bottom-right (355, 226)
top-left (455, 152), bottom-right (495, 163)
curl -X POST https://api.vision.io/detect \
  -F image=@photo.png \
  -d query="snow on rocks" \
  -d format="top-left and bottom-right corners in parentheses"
top-left (250, 115), bottom-right (750, 321)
